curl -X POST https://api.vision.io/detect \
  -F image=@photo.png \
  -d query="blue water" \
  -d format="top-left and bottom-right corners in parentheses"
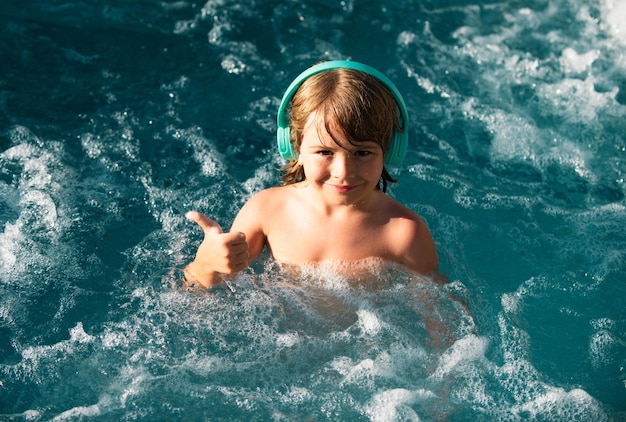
top-left (1, 0), bottom-right (625, 420)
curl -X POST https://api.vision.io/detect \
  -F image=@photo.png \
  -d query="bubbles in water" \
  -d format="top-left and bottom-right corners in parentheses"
top-left (598, 0), bottom-right (626, 46)
top-left (510, 387), bottom-right (608, 421)
top-left (0, 127), bottom-right (73, 280)
top-left (365, 388), bottom-right (434, 422)
top-left (430, 334), bottom-right (489, 379)
top-left (28, 262), bottom-right (473, 420)
top-left (1, 0), bottom-right (624, 419)
top-left (560, 47), bottom-right (600, 77)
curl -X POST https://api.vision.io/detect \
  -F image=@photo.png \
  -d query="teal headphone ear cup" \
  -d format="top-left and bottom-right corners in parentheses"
top-left (277, 60), bottom-right (409, 166)
top-left (385, 131), bottom-right (408, 166)
top-left (277, 126), bottom-right (297, 160)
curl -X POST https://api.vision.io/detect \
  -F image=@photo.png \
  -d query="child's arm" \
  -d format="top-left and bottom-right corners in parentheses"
top-left (183, 211), bottom-right (250, 288)
top-left (184, 191), bottom-right (269, 288)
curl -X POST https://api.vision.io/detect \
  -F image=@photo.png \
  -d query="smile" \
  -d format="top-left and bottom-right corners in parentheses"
top-left (327, 184), bottom-right (357, 193)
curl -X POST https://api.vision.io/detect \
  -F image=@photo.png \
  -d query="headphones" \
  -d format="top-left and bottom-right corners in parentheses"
top-left (276, 60), bottom-right (409, 166)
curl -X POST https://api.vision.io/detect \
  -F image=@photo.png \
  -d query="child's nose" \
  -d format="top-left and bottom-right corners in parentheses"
top-left (331, 153), bottom-right (353, 178)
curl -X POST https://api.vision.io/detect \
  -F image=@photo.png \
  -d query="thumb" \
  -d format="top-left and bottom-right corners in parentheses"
top-left (185, 211), bottom-right (223, 236)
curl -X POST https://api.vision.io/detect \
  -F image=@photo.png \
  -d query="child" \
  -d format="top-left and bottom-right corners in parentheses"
top-left (184, 60), bottom-right (439, 288)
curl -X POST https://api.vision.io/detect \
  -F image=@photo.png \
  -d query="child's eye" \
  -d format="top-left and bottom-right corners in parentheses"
top-left (354, 150), bottom-right (372, 157)
top-left (317, 150), bottom-right (333, 156)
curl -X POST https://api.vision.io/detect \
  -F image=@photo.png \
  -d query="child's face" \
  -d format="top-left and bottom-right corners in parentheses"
top-left (298, 112), bottom-right (384, 207)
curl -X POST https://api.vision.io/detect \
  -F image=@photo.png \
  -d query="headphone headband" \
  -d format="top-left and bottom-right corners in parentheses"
top-left (276, 60), bottom-right (409, 166)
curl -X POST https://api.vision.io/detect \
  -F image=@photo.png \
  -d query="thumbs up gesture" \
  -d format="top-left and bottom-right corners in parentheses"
top-left (184, 211), bottom-right (249, 288)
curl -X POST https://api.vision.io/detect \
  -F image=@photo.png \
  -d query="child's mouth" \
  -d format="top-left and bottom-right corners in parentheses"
top-left (329, 184), bottom-right (356, 193)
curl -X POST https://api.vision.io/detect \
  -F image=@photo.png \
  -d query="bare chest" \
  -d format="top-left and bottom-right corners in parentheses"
top-left (266, 209), bottom-right (392, 264)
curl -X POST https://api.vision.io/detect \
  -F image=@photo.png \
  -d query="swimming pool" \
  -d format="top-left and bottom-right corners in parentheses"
top-left (1, 0), bottom-right (624, 420)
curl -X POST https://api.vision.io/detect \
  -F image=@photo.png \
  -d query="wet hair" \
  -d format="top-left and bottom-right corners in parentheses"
top-left (280, 66), bottom-right (401, 192)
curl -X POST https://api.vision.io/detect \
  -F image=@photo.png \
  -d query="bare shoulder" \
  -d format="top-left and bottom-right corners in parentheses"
top-left (383, 196), bottom-right (428, 229)
top-left (383, 198), bottom-right (438, 275)
top-left (241, 185), bottom-right (292, 211)
top-left (233, 186), bottom-right (295, 228)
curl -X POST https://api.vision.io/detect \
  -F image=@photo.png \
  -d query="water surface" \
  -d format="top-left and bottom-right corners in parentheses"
top-left (1, 0), bottom-right (625, 420)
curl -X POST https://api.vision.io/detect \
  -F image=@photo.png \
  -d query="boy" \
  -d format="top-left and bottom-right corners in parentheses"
top-left (184, 61), bottom-right (438, 288)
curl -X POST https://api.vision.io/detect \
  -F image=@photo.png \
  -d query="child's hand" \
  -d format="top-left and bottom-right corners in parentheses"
top-left (184, 211), bottom-right (249, 287)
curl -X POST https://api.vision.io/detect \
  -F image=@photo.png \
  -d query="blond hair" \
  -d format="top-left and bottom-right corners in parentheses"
top-left (280, 67), bottom-right (401, 191)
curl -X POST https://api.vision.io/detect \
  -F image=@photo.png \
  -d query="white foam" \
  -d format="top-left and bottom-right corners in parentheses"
top-left (23, 410), bottom-right (41, 420)
top-left (589, 330), bottom-right (616, 369)
top-left (599, 0), bottom-right (626, 45)
top-left (560, 47), bottom-right (600, 76)
top-left (276, 332), bottom-right (300, 348)
top-left (335, 341), bottom-right (430, 392)
top-left (119, 366), bottom-right (150, 407)
top-left (69, 322), bottom-right (94, 344)
top-left (357, 309), bottom-right (382, 336)
top-left (511, 387), bottom-right (608, 421)
top-left (181, 126), bottom-right (226, 177)
top-left (588, 318), bottom-right (620, 370)
top-left (500, 292), bottom-right (519, 314)
top-left (20, 190), bottom-right (58, 230)
top-left (0, 221), bottom-right (20, 273)
top-left (51, 403), bottom-right (102, 421)
top-left (242, 162), bottom-right (278, 197)
top-left (0, 128), bottom-right (86, 284)
top-left (493, 295), bottom-right (612, 420)
top-left (480, 105), bottom-right (594, 180)
top-left (501, 276), bottom-right (550, 317)
top-left (538, 77), bottom-right (619, 125)
top-left (4, 141), bottom-right (60, 193)
top-left (341, 358), bottom-right (376, 385)
top-left (221, 54), bottom-right (248, 75)
top-left (101, 327), bottom-right (130, 349)
top-left (421, 0), bottom-right (626, 192)
top-left (16, 322), bottom-right (95, 381)
top-left (287, 257), bottom-right (406, 291)
top-left (365, 388), bottom-right (436, 422)
top-left (180, 351), bottom-right (233, 378)
top-left (80, 133), bottom-right (103, 159)
top-left (329, 356), bottom-right (354, 376)
top-left (276, 386), bottom-right (313, 406)
top-left (430, 334), bottom-right (489, 379)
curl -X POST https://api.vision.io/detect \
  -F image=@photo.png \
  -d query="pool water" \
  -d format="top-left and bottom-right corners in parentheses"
top-left (1, 0), bottom-right (625, 420)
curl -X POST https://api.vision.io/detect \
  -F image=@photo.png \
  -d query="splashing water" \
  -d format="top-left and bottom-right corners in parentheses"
top-left (1, 0), bottom-right (624, 420)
